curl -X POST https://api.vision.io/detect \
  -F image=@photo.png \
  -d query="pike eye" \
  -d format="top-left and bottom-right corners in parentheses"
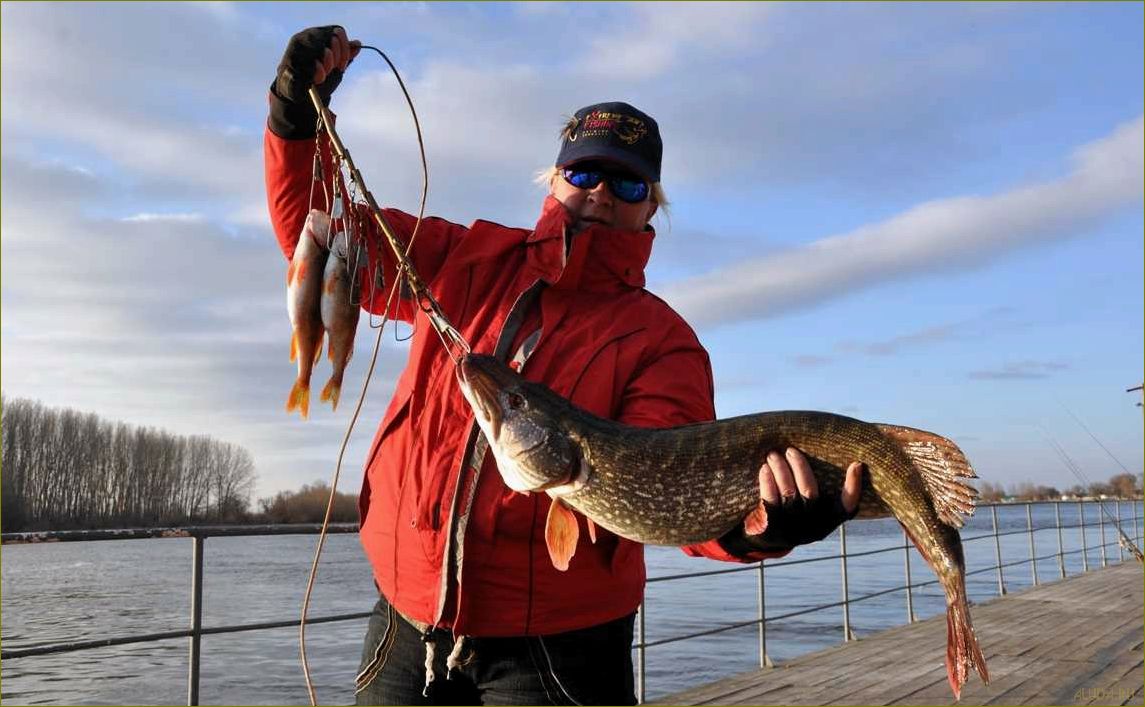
top-left (506, 392), bottom-right (527, 410)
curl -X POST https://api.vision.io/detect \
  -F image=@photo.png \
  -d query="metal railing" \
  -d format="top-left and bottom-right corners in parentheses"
top-left (2, 500), bottom-right (1141, 704)
top-left (1, 524), bottom-right (365, 706)
top-left (630, 499), bottom-right (1143, 702)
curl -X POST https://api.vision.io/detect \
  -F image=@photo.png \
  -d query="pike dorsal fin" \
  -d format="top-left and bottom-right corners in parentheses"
top-left (876, 423), bottom-right (978, 529)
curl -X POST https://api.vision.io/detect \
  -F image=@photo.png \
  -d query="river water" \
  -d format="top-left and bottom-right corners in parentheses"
top-left (2, 501), bottom-right (1140, 705)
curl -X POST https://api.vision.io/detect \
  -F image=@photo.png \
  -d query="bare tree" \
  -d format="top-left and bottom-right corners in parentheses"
top-left (1108, 473), bottom-right (1139, 499)
top-left (1, 394), bottom-right (259, 531)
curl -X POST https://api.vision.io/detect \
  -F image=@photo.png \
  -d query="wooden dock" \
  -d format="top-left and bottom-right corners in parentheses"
top-left (656, 563), bottom-right (1143, 706)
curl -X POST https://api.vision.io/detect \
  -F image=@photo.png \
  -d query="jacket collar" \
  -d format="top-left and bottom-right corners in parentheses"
top-left (524, 195), bottom-right (654, 292)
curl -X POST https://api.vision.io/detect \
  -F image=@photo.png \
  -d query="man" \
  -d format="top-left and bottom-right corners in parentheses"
top-left (265, 26), bottom-right (863, 706)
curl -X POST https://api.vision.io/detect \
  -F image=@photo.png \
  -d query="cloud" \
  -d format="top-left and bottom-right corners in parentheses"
top-left (967, 361), bottom-right (1071, 380)
top-left (580, 3), bottom-right (774, 80)
top-left (790, 354), bottom-right (832, 368)
top-left (832, 306), bottom-right (1016, 357)
top-left (0, 175), bottom-right (405, 496)
top-left (663, 115), bottom-right (1144, 329)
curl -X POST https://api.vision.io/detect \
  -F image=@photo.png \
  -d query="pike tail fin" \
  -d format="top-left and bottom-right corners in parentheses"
top-left (286, 381), bottom-right (310, 420)
top-left (875, 423), bottom-right (978, 528)
top-left (944, 578), bottom-right (990, 700)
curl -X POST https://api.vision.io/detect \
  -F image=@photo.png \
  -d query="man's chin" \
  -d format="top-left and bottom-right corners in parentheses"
top-left (573, 218), bottom-right (608, 233)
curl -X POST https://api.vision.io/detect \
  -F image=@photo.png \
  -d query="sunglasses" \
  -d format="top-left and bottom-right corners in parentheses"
top-left (561, 164), bottom-right (650, 204)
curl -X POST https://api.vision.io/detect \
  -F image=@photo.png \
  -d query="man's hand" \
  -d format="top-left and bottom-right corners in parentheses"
top-left (755, 448), bottom-right (861, 524)
top-left (719, 448), bottom-right (863, 559)
top-left (274, 26), bottom-right (362, 105)
top-left (269, 26), bottom-right (362, 140)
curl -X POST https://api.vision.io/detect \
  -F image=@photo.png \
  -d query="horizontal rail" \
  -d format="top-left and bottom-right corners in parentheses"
top-left (1, 524), bottom-right (359, 544)
top-left (1, 611), bottom-right (371, 659)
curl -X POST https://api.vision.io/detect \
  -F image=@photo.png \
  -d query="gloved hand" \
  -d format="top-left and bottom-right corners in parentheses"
top-left (268, 26), bottom-right (361, 139)
top-left (718, 449), bottom-right (863, 558)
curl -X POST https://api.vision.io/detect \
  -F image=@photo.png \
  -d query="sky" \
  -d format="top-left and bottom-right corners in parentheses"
top-left (2, 2), bottom-right (1142, 503)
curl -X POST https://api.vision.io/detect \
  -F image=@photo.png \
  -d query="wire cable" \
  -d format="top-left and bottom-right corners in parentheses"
top-left (297, 43), bottom-right (433, 706)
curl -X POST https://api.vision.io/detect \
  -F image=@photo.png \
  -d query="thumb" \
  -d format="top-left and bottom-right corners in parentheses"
top-left (841, 462), bottom-right (864, 514)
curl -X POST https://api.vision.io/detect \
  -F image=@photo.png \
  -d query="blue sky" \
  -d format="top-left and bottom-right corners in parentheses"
top-left (2, 2), bottom-right (1141, 501)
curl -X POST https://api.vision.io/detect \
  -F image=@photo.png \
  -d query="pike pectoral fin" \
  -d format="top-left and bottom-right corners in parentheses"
top-left (545, 498), bottom-right (579, 571)
top-left (876, 423), bottom-right (978, 528)
top-left (586, 517), bottom-right (597, 544)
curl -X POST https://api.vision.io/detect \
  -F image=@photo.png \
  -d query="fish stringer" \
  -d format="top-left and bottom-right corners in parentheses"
top-left (295, 45), bottom-right (473, 707)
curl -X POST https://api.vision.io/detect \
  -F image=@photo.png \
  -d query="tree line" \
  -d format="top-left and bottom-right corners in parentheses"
top-left (1, 395), bottom-right (361, 533)
top-left (2, 395), bottom-right (257, 532)
top-left (975, 473), bottom-right (1142, 503)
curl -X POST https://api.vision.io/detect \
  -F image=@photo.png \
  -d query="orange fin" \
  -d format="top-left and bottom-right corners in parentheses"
top-left (876, 423), bottom-right (978, 528)
top-left (286, 260), bottom-right (296, 286)
top-left (312, 334), bottom-right (324, 365)
top-left (320, 378), bottom-right (341, 411)
top-left (744, 502), bottom-right (769, 536)
top-left (289, 332), bottom-right (298, 362)
top-left (586, 517), bottom-right (597, 544)
top-left (545, 498), bottom-right (579, 571)
top-left (285, 381), bottom-right (310, 420)
top-left (944, 576), bottom-right (990, 699)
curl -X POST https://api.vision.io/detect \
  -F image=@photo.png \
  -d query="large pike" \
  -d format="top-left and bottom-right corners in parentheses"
top-left (456, 353), bottom-right (989, 698)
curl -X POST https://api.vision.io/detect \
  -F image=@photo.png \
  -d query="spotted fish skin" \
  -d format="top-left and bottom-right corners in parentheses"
top-left (456, 353), bottom-right (989, 698)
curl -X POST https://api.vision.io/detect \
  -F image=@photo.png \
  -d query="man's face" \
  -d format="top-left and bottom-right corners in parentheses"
top-left (550, 161), bottom-right (658, 235)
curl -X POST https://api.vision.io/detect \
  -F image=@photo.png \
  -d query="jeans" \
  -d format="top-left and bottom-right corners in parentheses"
top-left (354, 595), bottom-right (637, 706)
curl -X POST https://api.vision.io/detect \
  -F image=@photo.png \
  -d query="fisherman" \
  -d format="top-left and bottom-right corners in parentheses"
top-left (265, 26), bottom-right (865, 706)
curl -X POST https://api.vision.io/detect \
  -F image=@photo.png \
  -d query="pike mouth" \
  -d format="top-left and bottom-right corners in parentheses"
top-left (457, 358), bottom-right (502, 440)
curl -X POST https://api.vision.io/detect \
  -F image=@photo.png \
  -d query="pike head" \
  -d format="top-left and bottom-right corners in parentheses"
top-left (456, 354), bottom-right (583, 493)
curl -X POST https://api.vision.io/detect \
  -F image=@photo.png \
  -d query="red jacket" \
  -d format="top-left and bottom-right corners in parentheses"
top-left (265, 126), bottom-right (769, 636)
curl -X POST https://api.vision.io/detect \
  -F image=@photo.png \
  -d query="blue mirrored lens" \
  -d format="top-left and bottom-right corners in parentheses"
top-left (609, 178), bottom-right (649, 203)
top-left (564, 169), bottom-right (603, 189)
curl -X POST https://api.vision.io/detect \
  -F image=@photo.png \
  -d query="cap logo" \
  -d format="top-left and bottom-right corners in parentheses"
top-left (579, 110), bottom-right (647, 146)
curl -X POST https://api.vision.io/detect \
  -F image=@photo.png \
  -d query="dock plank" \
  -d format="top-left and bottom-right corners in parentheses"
top-left (654, 563), bottom-right (1143, 706)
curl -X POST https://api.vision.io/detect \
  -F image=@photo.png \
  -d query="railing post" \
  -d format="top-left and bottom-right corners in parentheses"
top-left (1055, 502), bottom-right (1065, 579)
top-left (1026, 503), bottom-right (1037, 586)
top-left (992, 505), bottom-right (1005, 596)
top-left (1134, 499), bottom-right (1140, 547)
top-left (188, 535), bottom-right (205, 707)
top-left (903, 528), bottom-right (915, 623)
top-left (1117, 501), bottom-right (1124, 562)
top-left (1079, 501), bottom-right (1089, 572)
top-left (1099, 502), bottom-right (1107, 568)
top-left (637, 601), bottom-right (646, 704)
top-left (840, 524), bottom-right (853, 642)
top-left (1135, 499), bottom-right (1140, 547)
top-left (757, 561), bottom-right (773, 668)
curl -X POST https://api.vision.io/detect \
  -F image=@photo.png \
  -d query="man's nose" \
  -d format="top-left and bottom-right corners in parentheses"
top-left (587, 180), bottom-right (613, 204)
